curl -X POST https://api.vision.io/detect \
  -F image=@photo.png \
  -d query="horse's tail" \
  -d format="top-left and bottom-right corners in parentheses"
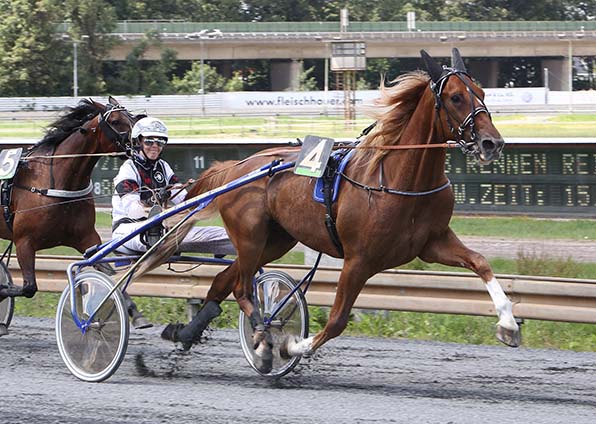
top-left (135, 161), bottom-right (238, 277)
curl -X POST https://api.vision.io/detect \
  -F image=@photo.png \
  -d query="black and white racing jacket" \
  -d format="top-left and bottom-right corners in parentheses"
top-left (111, 155), bottom-right (187, 230)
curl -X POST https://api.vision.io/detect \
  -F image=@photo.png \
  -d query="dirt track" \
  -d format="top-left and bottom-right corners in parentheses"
top-left (1, 316), bottom-right (596, 424)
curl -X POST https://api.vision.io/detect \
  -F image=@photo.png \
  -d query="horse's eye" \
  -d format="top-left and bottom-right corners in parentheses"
top-left (450, 94), bottom-right (462, 104)
top-left (111, 120), bottom-right (120, 125)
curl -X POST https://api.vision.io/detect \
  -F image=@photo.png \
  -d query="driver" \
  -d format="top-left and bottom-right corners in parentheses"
top-left (111, 116), bottom-right (236, 328)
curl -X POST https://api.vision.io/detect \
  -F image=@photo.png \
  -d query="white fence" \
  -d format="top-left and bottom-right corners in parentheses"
top-left (0, 88), bottom-right (594, 117)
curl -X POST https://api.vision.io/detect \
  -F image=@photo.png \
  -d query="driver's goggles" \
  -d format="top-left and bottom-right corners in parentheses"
top-left (143, 138), bottom-right (167, 147)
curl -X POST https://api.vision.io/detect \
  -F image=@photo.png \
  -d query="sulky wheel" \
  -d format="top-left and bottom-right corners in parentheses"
top-left (239, 270), bottom-right (309, 378)
top-left (0, 262), bottom-right (15, 336)
top-left (55, 270), bottom-right (129, 382)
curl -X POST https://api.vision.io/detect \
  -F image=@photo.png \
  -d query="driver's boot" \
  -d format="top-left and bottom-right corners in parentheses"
top-left (161, 300), bottom-right (222, 350)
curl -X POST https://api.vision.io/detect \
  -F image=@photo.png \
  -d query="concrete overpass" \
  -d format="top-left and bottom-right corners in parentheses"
top-left (77, 21), bottom-right (596, 91)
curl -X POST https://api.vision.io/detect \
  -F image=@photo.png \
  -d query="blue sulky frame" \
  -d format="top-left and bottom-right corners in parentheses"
top-left (65, 158), bottom-right (319, 333)
top-left (56, 157), bottom-right (324, 382)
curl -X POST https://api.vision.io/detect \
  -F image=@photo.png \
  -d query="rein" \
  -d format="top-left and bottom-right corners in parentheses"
top-left (24, 152), bottom-right (125, 161)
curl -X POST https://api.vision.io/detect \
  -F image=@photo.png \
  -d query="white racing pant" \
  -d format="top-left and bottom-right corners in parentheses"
top-left (112, 222), bottom-right (236, 256)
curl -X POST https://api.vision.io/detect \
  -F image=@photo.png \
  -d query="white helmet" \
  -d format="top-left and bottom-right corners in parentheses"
top-left (131, 117), bottom-right (168, 143)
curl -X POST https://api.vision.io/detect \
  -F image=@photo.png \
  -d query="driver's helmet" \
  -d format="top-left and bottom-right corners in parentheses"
top-left (131, 117), bottom-right (168, 146)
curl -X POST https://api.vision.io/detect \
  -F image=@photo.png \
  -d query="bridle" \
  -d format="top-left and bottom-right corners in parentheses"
top-left (11, 102), bottom-right (136, 202)
top-left (430, 67), bottom-right (491, 159)
top-left (97, 103), bottom-right (135, 154)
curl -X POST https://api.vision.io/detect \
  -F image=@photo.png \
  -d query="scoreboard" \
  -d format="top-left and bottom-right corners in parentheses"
top-left (85, 141), bottom-right (596, 215)
top-left (447, 144), bottom-right (596, 214)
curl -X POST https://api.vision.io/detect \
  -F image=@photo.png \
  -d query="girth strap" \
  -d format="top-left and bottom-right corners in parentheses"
top-left (14, 180), bottom-right (94, 198)
top-left (321, 156), bottom-right (344, 258)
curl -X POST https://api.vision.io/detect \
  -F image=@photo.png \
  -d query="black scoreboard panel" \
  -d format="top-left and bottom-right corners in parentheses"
top-left (446, 144), bottom-right (596, 214)
top-left (90, 143), bottom-right (596, 215)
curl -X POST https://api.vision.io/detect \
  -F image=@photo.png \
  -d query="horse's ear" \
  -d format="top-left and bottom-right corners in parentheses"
top-left (420, 50), bottom-right (443, 83)
top-left (108, 96), bottom-right (119, 106)
top-left (451, 48), bottom-right (467, 73)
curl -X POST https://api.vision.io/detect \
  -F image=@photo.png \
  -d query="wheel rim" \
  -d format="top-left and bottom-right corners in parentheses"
top-left (0, 262), bottom-right (14, 327)
top-left (56, 271), bottom-right (129, 382)
top-left (239, 271), bottom-right (308, 377)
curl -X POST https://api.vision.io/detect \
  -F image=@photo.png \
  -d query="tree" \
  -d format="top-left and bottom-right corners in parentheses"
top-left (224, 71), bottom-right (244, 91)
top-left (111, 0), bottom-right (246, 21)
top-left (172, 62), bottom-right (226, 94)
top-left (0, 0), bottom-right (70, 96)
top-left (242, 0), bottom-right (330, 21)
top-left (106, 31), bottom-right (178, 95)
top-left (63, 0), bottom-right (119, 95)
top-left (298, 65), bottom-right (318, 91)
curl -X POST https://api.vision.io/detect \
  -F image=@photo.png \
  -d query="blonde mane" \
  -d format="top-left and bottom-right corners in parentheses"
top-left (353, 71), bottom-right (431, 174)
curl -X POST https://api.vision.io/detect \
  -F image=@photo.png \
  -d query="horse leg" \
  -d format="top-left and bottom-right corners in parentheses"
top-left (419, 228), bottom-right (521, 347)
top-left (282, 258), bottom-right (370, 357)
top-left (15, 240), bottom-right (37, 298)
top-left (161, 262), bottom-right (239, 350)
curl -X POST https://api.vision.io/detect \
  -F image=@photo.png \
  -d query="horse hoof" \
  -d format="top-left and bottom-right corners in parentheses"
top-left (161, 323), bottom-right (182, 342)
top-left (0, 324), bottom-right (8, 337)
top-left (22, 285), bottom-right (37, 299)
top-left (496, 325), bottom-right (521, 347)
top-left (132, 315), bottom-right (153, 330)
top-left (279, 335), bottom-right (299, 360)
top-left (254, 345), bottom-right (273, 374)
top-left (161, 323), bottom-right (194, 351)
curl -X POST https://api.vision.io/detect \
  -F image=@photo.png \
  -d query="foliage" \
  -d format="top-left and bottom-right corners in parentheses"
top-left (515, 251), bottom-right (582, 278)
top-left (297, 65), bottom-right (318, 91)
top-left (63, 0), bottom-right (119, 95)
top-left (172, 62), bottom-right (226, 94)
top-left (105, 31), bottom-right (177, 95)
top-left (1, 0), bottom-right (596, 96)
top-left (111, 0), bottom-right (246, 22)
top-left (0, 0), bottom-right (70, 96)
top-left (224, 71), bottom-right (244, 92)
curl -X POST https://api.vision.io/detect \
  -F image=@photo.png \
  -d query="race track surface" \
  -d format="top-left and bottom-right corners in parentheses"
top-left (1, 316), bottom-right (596, 423)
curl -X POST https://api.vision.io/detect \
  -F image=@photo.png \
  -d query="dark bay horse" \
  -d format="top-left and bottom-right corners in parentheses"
top-left (0, 97), bottom-right (135, 303)
top-left (160, 49), bottom-right (519, 372)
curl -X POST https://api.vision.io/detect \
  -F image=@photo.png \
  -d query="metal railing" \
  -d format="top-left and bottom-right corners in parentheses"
top-left (54, 20), bottom-right (596, 34)
top-left (11, 256), bottom-right (596, 325)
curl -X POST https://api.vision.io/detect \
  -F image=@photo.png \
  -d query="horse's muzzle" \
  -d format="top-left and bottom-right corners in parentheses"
top-left (478, 137), bottom-right (505, 164)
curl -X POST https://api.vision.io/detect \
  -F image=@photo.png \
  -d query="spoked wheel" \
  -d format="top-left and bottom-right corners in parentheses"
top-left (0, 262), bottom-right (15, 335)
top-left (55, 270), bottom-right (129, 382)
top-left (239, 271), bottom-right (309, 378)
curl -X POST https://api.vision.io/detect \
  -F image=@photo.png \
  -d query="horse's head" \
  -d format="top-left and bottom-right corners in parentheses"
top-left (90, 96), bottom-right (138, 155)
top-left (421, 48), bottom-right (504, 165)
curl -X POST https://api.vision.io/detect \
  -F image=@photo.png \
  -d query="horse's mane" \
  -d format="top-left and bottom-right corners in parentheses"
top-left (353, 71), bottom-right (431, 174)
top-left (36, 99), bottom-right (102, 148)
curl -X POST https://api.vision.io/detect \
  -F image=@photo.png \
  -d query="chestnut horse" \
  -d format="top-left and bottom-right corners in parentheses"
top-left (0, 97), bottom-right (135, 303)
top-left (160, 49), bottom-right (519, 373)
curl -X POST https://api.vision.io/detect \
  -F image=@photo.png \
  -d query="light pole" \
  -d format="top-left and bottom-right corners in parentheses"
top-left (73, 40), bottom-right (78, 98)
top-left (200, 39), bottom-right (205, 116)
top-left (185, 29), bottom-right (223, 116)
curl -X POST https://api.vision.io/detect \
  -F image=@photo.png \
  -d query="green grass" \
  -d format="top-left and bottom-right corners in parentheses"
top-left (96, 211), bottom-right (596, 241)
top-left (5, 113), bottom-right (596, 139)
top-left (449, 216), bottom-right (596, 240)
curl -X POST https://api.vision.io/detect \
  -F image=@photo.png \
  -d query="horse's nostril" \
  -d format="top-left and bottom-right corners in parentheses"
top-left (482, 139), bottom-right (497, 152)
